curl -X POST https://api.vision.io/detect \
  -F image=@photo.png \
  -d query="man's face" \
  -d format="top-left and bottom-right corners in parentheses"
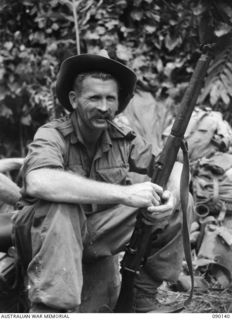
top-left (69, 76), bottom-right (119, 131)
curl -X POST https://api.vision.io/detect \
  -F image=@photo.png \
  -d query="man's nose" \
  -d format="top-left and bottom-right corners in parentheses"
top-left (97, 99), bottom-right (108, 112)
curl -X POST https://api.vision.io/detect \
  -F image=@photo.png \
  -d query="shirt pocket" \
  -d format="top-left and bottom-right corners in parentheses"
top-left (96, 166), bottom-right (129, 185)
top-left (68, 163), bottom-right (86, 175)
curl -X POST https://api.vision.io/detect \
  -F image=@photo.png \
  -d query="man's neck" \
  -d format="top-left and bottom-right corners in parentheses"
top-left (81, 123), bottom-right (103, 147)
top-left (80, 127), bottom-right (105, 162)
top-left (71, 111), bottom-right (104, 147)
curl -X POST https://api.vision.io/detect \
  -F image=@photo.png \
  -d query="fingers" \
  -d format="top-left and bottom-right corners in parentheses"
top-left (147, 190), bottom-right (174, 213)
top-left (123, 181), bottom-right (165, 208)
top-left (141, 185), bottom-right (176, 221)
top-left (151, 195), bottom-right (160, 206)
top-left (147, 203), bottom-right (172, 213)
top-left (151, 183), bottom-right (163, 196)
top-left (150, 189), bottom-right (169, 207)
top-left (146, 210), bottom-right (172, 220)
top-left (151, 183), bottom-right (163, 205)
top-left (152, 189), bottom-right (160, 204)
top-left (162, 190), bottom-right (171, 200)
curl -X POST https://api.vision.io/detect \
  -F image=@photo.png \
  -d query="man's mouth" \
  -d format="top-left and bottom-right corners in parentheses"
top-left (95, 114), bottom-right (111, 121)
top-left (92, 116), bottom-right (109, 125)
top-left (96, 118), bottom-right (106, 122)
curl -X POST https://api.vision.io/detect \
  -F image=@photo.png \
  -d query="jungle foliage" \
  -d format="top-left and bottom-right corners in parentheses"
top-left (1, 0), bottom-right (232, 157)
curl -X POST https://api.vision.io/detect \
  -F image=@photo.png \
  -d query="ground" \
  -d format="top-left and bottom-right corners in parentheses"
top-left (156, 284), bottom-right (232, 313)
top-left (184, 287), bottom-right (232, 313)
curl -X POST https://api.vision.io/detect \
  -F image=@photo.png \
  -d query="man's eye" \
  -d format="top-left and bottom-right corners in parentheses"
top-left (108, 96), bottom-right (116, 101)
top-left (90, 96), bottom-right (99, 101)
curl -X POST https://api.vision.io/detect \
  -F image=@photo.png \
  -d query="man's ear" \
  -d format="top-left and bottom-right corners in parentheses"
top-left (68, 91), bottom-right (77, 110)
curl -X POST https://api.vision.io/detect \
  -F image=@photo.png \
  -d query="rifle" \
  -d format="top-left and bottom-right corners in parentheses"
top-left (114, 45), bottom-right (213, 313)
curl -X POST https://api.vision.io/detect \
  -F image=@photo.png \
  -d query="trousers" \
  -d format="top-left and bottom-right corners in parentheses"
top-left (12, 197), bottom-right (193, 311)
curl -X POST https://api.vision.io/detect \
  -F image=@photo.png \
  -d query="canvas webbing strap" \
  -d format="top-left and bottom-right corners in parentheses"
top-left (151, 140), bottom-right (194, 313)
top-left (180, 140), bottom-right (194, 306)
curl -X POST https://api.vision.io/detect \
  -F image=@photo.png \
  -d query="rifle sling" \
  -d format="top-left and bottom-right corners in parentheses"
top-left (180, 140), bottom-right (194, 306)
top-left (151, 141), bottom-right (194, 313)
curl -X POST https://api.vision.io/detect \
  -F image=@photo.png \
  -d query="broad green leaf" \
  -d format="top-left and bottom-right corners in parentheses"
top-left (131, 10), bottom-right (143, 21)
top-left (0, 105), bottom-right (13, 118)
top-left (116, 44), bottom-right (132, 62)
top-left (164, 33), bottom-right (182, 51)
top-left (4, 42), bottom-right (13, 51)
top-left (145, 25), bottom-right (157, 34)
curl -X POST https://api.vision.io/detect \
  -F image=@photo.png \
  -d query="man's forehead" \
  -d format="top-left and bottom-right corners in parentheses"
top-left (81, 76), bottom-right (119, 92)
top-left (82, 75), bottom-right (117, 84)
top-left (75, 74), bottom-right (119, 90)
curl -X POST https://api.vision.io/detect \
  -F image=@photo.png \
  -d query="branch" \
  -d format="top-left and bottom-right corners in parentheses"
top-left (58, 0), bottom-right (81, 54)
top-left (72, 0), bottom-right (81, 54)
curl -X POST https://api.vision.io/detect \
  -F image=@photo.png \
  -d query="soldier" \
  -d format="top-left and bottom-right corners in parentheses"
top-left (13, 52), bottom-right (191, 313)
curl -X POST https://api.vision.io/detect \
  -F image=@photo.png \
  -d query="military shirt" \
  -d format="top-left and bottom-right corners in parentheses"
top-left (22, 112), bottom-right (154, 213)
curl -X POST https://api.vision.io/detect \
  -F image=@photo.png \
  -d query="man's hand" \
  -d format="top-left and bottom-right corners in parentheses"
top-left (123, 181), bottom-right (162, 208)
top-left (147, 190), bottom-right (176, 221)
top-left (123, 182), bottom-right (176, 221)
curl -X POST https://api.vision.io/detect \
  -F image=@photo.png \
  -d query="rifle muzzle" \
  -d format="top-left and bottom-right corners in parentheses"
top-left (195, 203), bottom-right (210, 218)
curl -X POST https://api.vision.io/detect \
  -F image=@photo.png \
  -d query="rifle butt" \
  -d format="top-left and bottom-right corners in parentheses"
top-left (114, 271), bottom-right (135, 313)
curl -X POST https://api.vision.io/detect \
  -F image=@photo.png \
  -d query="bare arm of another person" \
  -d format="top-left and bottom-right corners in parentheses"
top-left (0, 173), bottom-right (21, 205)
top-left (0, 158), bottom-right (24, 172)
top-left (26, 168), bottom-right (163, 209)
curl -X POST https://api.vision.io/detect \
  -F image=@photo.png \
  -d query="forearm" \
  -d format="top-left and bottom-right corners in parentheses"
top-left (0, 173), bottom-right (21, 205)
top-left (0, 158), bottom-right (24, 173)
top-left (26, 168), bottom-right (126, 205)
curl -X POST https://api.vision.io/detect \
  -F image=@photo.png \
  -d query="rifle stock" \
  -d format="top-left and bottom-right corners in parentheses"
top-left (114, 49), bottom-right (212, 313)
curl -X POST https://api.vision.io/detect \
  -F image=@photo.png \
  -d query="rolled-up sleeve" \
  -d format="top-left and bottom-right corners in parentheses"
top-left (129, 134), bottom-right (155, 175)
top-left (23, 126), bottom-right (65, 178)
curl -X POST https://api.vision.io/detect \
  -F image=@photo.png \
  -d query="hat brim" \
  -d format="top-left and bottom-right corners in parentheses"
top-left (56, 54), bottom-right (137, 112)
